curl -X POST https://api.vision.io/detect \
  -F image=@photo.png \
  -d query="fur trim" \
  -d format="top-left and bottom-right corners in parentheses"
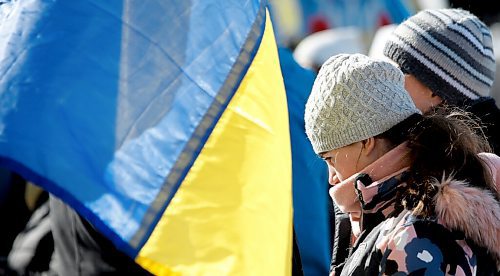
top-left (433, 177), bottom-right (500, 267)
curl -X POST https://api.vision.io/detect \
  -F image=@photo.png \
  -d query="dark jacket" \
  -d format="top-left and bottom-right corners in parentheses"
top-left (465, 97), bottom-right (500, 155)
top-left (49, 196), bottom-right (152, 276)
top-left (331, 171), bottom-right (499, 275)
top-left (330, 205), bottom-right (351, 275)
top-left (7, 201), bottom-right (55, 275)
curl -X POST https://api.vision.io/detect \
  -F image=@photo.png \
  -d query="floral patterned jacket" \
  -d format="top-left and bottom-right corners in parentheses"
top-left (331, 153), bottom-right (500, 275)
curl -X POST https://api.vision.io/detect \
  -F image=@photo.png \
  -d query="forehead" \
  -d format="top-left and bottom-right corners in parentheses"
top-left (320, 142), bottom-right (361, 157)
top-left (319, 147), bottom-right (342, 158)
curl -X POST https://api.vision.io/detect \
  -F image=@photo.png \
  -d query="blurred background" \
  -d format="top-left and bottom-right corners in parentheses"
top-left (268, 0), bottom-right (500, 102)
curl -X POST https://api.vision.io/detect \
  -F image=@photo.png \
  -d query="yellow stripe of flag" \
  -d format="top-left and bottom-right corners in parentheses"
top-left (135, 10), bottom-right (293, 275)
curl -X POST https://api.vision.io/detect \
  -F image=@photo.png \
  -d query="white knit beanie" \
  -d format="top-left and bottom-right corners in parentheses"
top-left (305, 53), bottom-right (421, 154)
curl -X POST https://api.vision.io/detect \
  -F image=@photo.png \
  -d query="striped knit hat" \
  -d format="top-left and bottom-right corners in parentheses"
top-left (384, 9), bottom-right (496, 105)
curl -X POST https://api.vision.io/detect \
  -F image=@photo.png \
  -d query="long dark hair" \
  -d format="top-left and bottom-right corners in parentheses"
top-left (377, 106), bottom-right (497, 216)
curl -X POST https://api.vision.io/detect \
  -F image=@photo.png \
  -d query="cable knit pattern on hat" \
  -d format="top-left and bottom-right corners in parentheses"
top-left (305, 54), bottom-right (420, 154)
top-left (384, 8), bottom-right (496, 104)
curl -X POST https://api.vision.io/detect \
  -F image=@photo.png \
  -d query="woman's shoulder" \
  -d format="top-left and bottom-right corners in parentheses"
top-left (375, 212), bottom-right (478, 275)
top-left (478, 152), bottom-right (500, 168)
top-left (479, 152), bottom-right (500, 192)
top-left (375, 212), bottom-right (446, 252)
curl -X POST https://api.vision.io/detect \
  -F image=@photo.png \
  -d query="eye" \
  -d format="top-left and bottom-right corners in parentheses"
top-left (322, 156), bottom-right (335, 166)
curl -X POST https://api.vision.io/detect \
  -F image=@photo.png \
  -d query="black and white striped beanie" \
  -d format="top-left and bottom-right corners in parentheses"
top-left (384, 9), bottom-right (496, 105)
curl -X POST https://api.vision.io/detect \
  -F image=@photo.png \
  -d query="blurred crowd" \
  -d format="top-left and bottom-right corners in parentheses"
top-left (271, 0), bottom-right (500, 105)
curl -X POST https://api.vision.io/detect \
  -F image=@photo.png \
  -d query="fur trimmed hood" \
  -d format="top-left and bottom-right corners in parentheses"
top-left (433, 176), bottom-right (500, 268)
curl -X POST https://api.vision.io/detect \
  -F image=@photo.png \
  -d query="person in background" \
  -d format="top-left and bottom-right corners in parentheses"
top-left (0, 171), bottom-right (31, 265)
top-left (383, 8), bottom-right (500, 154)
top-left (305, 53), bottom-right (500, 275)
top-left (49, 196), bottom-right (153, 275)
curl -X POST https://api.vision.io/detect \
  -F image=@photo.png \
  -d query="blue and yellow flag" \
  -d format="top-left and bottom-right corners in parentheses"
top-left (0, 0), bottom-right (292, 274)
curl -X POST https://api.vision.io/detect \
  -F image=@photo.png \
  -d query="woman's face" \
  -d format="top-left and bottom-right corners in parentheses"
top-left (321, 142), bottom-right (365, 213)
top-left (404, 74), bottom-right (442, 112)
top-left (322, 142), bottom-right (364, 183)
top-left (321, 138), bottom-right (391, 213)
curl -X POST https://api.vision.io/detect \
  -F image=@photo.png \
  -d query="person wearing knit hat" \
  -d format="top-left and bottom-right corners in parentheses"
top-left (305, 53), bottom-right (500, 275)
top-left (305, 54), bottom-right (420, 154)
top-left (383, 8), bottom-right (500, 154)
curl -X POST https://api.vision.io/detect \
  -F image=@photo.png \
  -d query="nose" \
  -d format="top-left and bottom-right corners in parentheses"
top-left (328, 166), bottom-right (339, 186)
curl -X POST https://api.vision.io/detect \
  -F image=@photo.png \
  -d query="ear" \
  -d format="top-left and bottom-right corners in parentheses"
top-left (360, 137), bottom-right (376, 156)
top-left (422, 85), bottom-right (434, 98)
top-left (423, 86), bottom-right (443, 103)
